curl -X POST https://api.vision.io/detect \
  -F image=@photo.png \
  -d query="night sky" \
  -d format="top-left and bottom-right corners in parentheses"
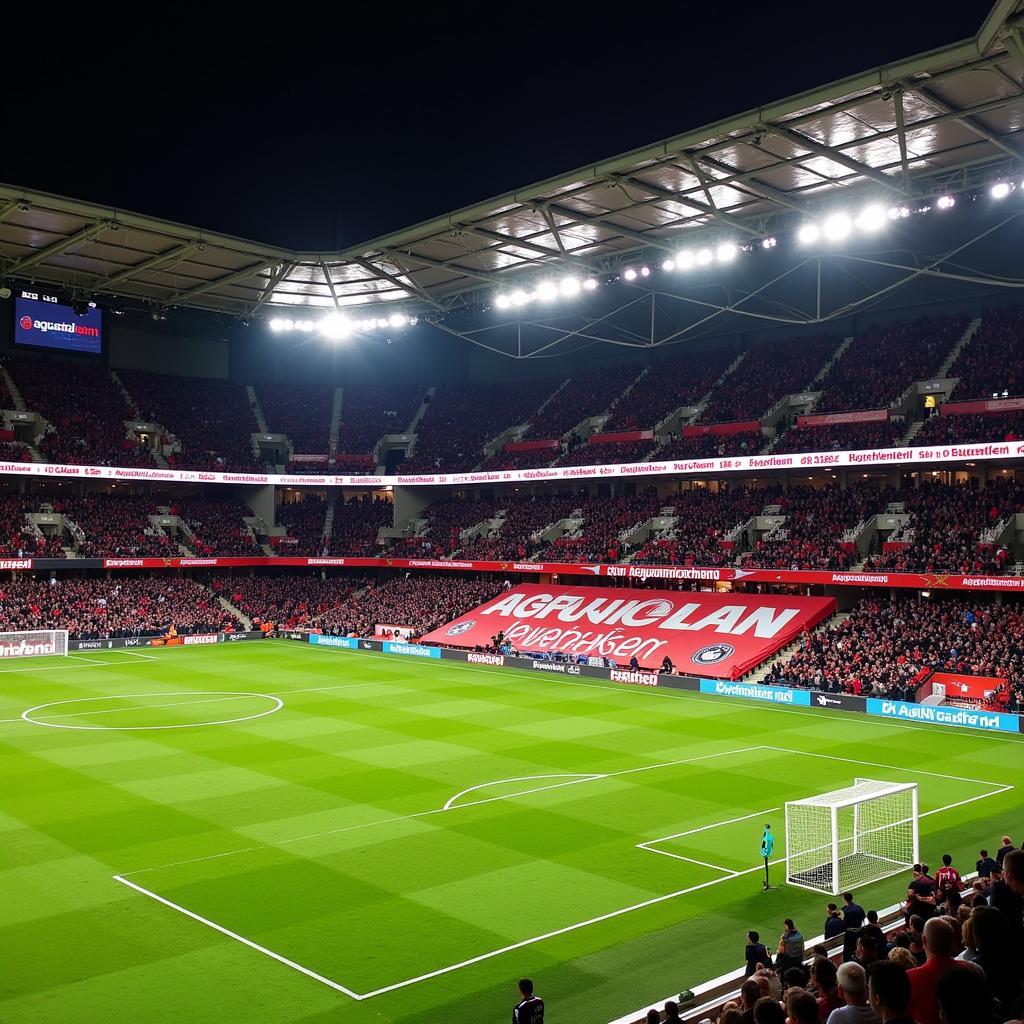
top-left (7, 2), bottom-right (995, 251)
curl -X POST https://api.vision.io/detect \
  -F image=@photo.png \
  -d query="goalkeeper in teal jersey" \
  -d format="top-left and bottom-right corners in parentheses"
top-left (760, 824), bottom-right (774, 891)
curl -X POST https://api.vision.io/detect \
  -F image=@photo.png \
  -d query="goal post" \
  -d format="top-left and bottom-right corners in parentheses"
top-left (0, 630), bottom-right (69, 659)
top-left (785, 779), bottom-right (919, 895)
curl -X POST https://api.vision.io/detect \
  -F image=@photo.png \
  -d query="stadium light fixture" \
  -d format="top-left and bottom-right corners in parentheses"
top-left (640, 266), bottom-right (651, 277)
top-left (388, 313), bottom-right (408, 328)
top-left (559, 277), bottom-right (581, 296)
top-left (583, 277), bottom-right (599, 290)
top-left (320, 314), bottom-right (352, 340)
top-left (623, 268), bottom-right (638, 281)
top-left (676, 251), bottom-right (695, 270)
top-left (887, 205), bottom-right (911, 219)
top-left (823, 213), bottom-right (852, 241)
top-left (662, 258), bottom-right (676, 272)
top-left (495, 294), bottom-right (512, 310)
top-left (536, 280), bottom-right (559, 301)
top-left (510, 289), bottom-right (529, 306)
top-left (716, 243), bottom-right (738, 263)
top-left (269, 318), bottom-right (287, 332)
top-left (854, 205), bottom-right (886, 232)
top-left (296, 319), bottom-right (316, 332)
top-left (936, 195), bottom-right (955, 210)
top-left (797, 224), bottom-right (821, 245)
top-left (761, 237), bottom-right (777, 249)
top-left (695, 248), bottom-right (713, 266)
top-left (991, 181), bottom-right (1012, 199)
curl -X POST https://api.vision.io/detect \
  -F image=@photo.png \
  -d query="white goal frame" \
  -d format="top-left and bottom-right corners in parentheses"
top-left (0, 629), bottom-right (69, 659)
top-left (785, 778), bottom-right (919, 895)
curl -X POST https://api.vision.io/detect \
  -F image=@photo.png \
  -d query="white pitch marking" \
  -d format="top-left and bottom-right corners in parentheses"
top-left (29, 694), bottom-right (262, 722)
top-left (637, 848), bottom-right (739, 873)
top-left (66, 654), bottom-right (111, 665)
top-left (21, 692), bottom-right (283, 732)
top-left (114, 753), bottom-right (1011, 1001)
top-left (443, 774), bottom-right (607, 811)
top-left (113, 874), bottom-right (364, 1000)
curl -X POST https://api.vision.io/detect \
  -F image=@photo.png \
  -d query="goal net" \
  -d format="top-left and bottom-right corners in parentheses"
top-left (0, 630), bottom-right (69, 660)
top-left (785, 778), bottom-right (918, 894)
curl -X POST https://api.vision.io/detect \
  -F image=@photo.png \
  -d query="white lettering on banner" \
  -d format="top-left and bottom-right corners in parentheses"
top-left (879, 700), bottom-right (1002, 729)
top-left (179, 558), bottom-right (218, 566)
top-left (105, 558), bottom-right (146, 568)
top-left (0, 639), bottom-right (56, 657)
top-left (714, 680), bottom-right (793, 702)
top-left (468, 652), bottom-right (505, 666)
top-left (183, 634), bottom-right (220, 646)
top-left (0, 559), bottom-right (32, 570)
top-left (610, 669), bottom-right (658, 687)
top-left (307, 558), bottom-right (346, 566)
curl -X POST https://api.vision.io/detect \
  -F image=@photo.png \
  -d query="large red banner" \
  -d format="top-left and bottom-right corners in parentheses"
top-left (798, 409), bottom-right (889, 427)
top-left (681, 420), bottom-right (761, 437)
top-left (589, 430), bottom-right (654, 445)
top-left (929, 671), bottom-right (1004, 702)
top-left (940, 397), bottom-right (1024, 417)
top-left (504, 438), bottom-right (560, 452)
top-left (420, 584), bottom-right (835, 678)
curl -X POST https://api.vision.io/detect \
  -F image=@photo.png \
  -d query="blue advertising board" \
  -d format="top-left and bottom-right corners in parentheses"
top-left (382, 641), bottom-right (441, 658)
top-left (307, 634), bottom-right (358, 649)
top-left (866, 698), bottom-right (1019, 733)
top-left (699, 678), bottom-right (812, 706)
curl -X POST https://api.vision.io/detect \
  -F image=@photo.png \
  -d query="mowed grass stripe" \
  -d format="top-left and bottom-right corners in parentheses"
top-left (0, 644), bottom-right (1019, 1024)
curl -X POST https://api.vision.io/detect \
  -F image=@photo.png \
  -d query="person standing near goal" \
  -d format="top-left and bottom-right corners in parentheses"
top-left (761, 824), bottom-right (775, 891)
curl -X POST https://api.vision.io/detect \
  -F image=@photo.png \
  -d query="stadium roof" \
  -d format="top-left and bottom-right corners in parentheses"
top-left (2, 0), bottom-right (1023, 319)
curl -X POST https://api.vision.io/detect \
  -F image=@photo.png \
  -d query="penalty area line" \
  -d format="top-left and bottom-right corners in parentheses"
top-left (113, 874), bottom-right (365, 1000)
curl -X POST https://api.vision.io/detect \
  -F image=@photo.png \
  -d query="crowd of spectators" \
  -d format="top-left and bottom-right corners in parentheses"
top-left (698, 333), bottom-right (840, 425)
top-left (719, 839), bottom-right (1024, 1024)
top-left (746, 484), bottom-right (891, 571)
top-left (0, 575), bottom-right (238, 638)
top-left (773, 419), bottom-right (905, 455)
top-left (556, 439), bottom-right (658, 467)
top-left (525, 365), bottom-right (632, 440)
top-left (215, 574), bottom-right (367, 629)
top-left (57, 494), bottom-right (175, 557)
top-left (310, 574), bottom-right (504, 637)
top-left (0, 440), bottom-right (32, 462)
top-left (275, 496), bottom-right (328, 554)
top-left (459, 493), bottom-right (583, 560)
top-left (604, 349), bottom-right (735, 432)
top-left (917, 410), bottom-right (1024, 447)
top-left (0, 495), bottom-right (62, 557)
top-left (325, 496), bottom-right (392, 555)
top-left (176, 496), bottom-right (259, 556)
top-left (866, 479), bottom-right (1023, 575)
top-left (401, 383), bottom-right (533, 473)
top-left (548, 491), bottom-right (667, 563)
top-left (391, 497), bottom-right (499, 556)
top-left (120, 370), bottom-right (261, 471)
top-left (478, 445), bottom-right (563, 472)
top-left (257, 383), bottom-right (333, 454)
top-left (815, 314), bottom-right (968, 413)
top-left (947, 305), bottom-right (1024, 400)
top-left (336, 384), bottom-right (423, 457)
top-left (7, 357), bottom-right (153, 467)
top-left (631, 487), bottom-right (773, 567)
top-left (765, 595), bottom-right (1024, 699)
top-left (657, 429), bottom-right (764, 461)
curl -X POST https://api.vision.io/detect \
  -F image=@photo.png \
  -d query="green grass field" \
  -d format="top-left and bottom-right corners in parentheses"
top-left (1, 640), bottom-right (1020, 1024)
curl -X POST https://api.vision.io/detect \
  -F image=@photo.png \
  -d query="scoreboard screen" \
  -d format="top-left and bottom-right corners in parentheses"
top-left (14, 290), bottom-right (103, 355)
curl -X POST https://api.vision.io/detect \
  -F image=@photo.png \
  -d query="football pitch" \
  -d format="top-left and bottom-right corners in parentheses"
top-left (1, 641), bottom-right (1019, 1024)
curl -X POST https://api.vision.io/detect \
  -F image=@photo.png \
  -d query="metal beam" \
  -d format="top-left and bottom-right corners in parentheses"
top-left (607, 173), bottom-right (760, 236)
top-left (540, 207), bottom-right (568, 253)
top-left (0, 199), bottom-right (21, 226)
top-left (542, 202), bottom-right (682, 253)
top-left (378, 248), bottom-right (505, 285)
top-left (351, 257), bottom-right (445, 310)
top-left (93, 241), bottom-right (203, 291)
top-left (904, 80), bottom-right (1024, 159)
top-left (765, 124), bottom-right (906, 194)
top-left (893, 89), bottom-right (914, 191)
top-left (692, 152), bottom-right (809, 212)
top-left (165, 260), bottom-right (278, 305)
top-left (4, 220), bottom-right (115, 277)
top-left (250, 261), bottom-right (296, 314)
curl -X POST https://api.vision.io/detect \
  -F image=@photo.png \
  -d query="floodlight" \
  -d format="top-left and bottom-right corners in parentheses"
top-left (640, 266), bottom-right (651, 277)
top-left (887, 205), bottom-right (911, 219)
top-left (936, 195), bottom-right (955, 210)
top-left (662, 258), bottom-right (676, 272)
top-left (623, 268), bottom-right (638, 281)
top-left (695, 248), bottom-right (713, 266)
top-left (583, 277), bottom-right (599, 290)
top-left (389, 313), bottom-right (408, 328)
top-left (761, 237), bottom-right (777, 249)
top-left (991, 181), bottom-right (1011, 199)
top-left (716, 243), bottom-right (737, 262)
top-left (854, 205), bottom-right (886, 232)
top-left (536, 280), bottom-right (559, 301)
top-left (559, 277), bottom-right (581, 296)
top-left (823, 213), bottom-right (852, 240)
top-left (675, 251), bottom-right (695, 269)
top-left (798, 224), bottom-right (821, 244)
top-left (269, 318), bottom-right (286, 332)
top-left (495, 294), bottom-right (512, 310)
top-left (320, 314), bottom-right (351, 340)
top-left (296, 320), bottom-right (315, 332)
top-left (510, 289), bottom-right (529, 306)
